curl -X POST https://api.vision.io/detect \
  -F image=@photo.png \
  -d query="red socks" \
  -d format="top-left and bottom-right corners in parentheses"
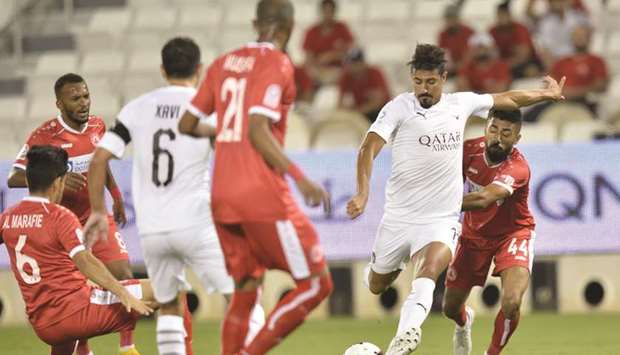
top-left (487, 310), bottom-right (520, 355)
top-left (242, 275), bottom-right (333, 355)
top-left (183, 294), bottom-right (194, 355)
top-left (222, 289), bottom-right (260, 355)
top-left (455, 306), bottom-right (467, 327)
top-left (119, 330), bottom-right (134, 349)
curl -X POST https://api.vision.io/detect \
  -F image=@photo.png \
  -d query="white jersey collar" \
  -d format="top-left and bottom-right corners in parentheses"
top-left (23, 196), bottom-right (50, 203)
top-left (247, 41), bottom-right (276, 50)
top-left (57, 115), bottom-right (88, 134)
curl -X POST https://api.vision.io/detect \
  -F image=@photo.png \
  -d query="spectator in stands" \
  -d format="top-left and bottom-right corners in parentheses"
top-left (338, 48), bottom-right (391, 123)
top-left (532, 0), bottom-right (589, 69)
top-left (457, 32), bottom-right (512, 94)
top-left (550, 24), bottom-right (609, 114)
top-left (303, 0), bottom-right (355, 85)
top-left (438, 4), bottom-right (474, 77)
top-left (490, 1), bottom-right (542, 79)
top-left (295, 65), bottom-right (315, 104)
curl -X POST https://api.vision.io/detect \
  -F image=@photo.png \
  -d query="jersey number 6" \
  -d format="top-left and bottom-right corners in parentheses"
top-left (16, 234), bottom-right (41, 285)
top-left (152, 129), bottom-right (176, 187)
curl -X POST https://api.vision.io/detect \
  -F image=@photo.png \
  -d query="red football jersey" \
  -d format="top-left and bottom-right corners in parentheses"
top-left (489, 22), bottom-right (537, 61)
top-left (458, 59), bottom-right (512, 93)
top-left (462, 137), bottom-right (535, 239)
top-left (0, 197), bottom-right (90, 329)
top-left (550, 54), bottom-right (609, 90)
top-left (302, 22), bottom-right (354, 66)
top-left (339, 65), bottom-right (391, 108)
top-left (14, 116), bottom-right (106, 225)
top-left (190, 42), bottom-right (299, 223)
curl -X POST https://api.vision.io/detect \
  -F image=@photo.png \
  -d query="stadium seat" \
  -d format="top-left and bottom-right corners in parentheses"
top-left (464, 122), bottom-right (486, 140)
top-left (177, 5), bottom-right (222, 30)
top-left (88, 8), bottom-right (132, 34)
top-left (608, 31), bottom-right (620, 57)
top-left (127, 49), bottom-right (162, 74)
top-left (217, 28), bottom-right (255, 53)
top-left (27, 95), bottom-right (59, 121)
top-left (310, 111), bottom-right (369, 150)
top-left (293, 1), bottom-right (316, 27)
top-left (75, 32), bottom-right (121, 53)
top-left (461, 0), bottom-right (496, 31)
top-left (34, 52), bottom-right (78, 76)
top-left (122, 32), bottom-right (166, 51)
top-left (0, 97), bottom-right (27, 123)
top-left (559, 120), bottom-right (606, 142)
top-left (537, 102), bottom-right (595, 131)
top-left (120, 74), bottom-right (164, 103)
top-left (90, 94), bottom-right (122, 125)
top-left (411, 20), bottom-right (443, 44)
top-left (133, 7), bottom-right (178, 30)
top-left (284, 111), bottom-right (311, 151)
top-left (365, 40), bottom-right (411, 64)
top-left (518, 122), bottom-right (558, 144)
top-left (413, 0), bottom-right (451, 21)
top-left (80, 51), bottom-right (124, 76)
top-left (224, 2), bottom-right (256, 27)
top-left (510, 77), bottom-right (543, 91)
top-left (339, 1), bottom-right (364, 23)
top-left (367, 0), bottom-right (411, 22)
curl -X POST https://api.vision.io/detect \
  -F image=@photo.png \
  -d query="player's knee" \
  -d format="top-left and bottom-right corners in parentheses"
top-left (442, 298), bottom-right (460, 320)
top-left (368, 278), bottom-right (387, 295)
top-left (318, 273), bottom-right (334, 299)
top-left (501, 293), bottom-right (522, 319)
top-left (416, 264), bottom-right (443, 281)
top-left (160, 297), bottom-right (181, 315)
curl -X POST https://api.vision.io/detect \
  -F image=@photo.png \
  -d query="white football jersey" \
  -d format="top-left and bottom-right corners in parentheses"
top-left (98, 85), bottom-right (215, 235)
top-left (369, 92), bottom-right (493, 224)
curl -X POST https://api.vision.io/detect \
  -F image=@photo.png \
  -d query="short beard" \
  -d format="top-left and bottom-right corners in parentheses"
top-left (486, 144), bottom-right (508, 163)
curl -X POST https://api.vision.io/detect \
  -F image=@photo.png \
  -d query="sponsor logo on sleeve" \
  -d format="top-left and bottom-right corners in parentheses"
top-left (263, 84), bottom-right (282, 109)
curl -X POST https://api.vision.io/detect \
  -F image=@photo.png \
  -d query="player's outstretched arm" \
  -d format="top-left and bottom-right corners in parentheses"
top-left (491, 75), bottom-right (566, 110)
top-left (178, 111), bottom-right (217, 138)
top-left (7, 167), bottom-right (27, 188)
top-left (104, 164), bottom-right (127, 227)
top-left (346, 132), bottom-right (385, 219)
top-left (462, 183), bottom-right (511, 211)
top-left (249, 114), bottom-right (330, 212)
top-left (73, 249), bottom-right (153, 316)
top-left (84, 148), bottom-right (114, 248)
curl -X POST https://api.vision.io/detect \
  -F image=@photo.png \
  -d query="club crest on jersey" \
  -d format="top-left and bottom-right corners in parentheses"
top-left (90, 134), bottom-right (100, 146)
top-left (263, 84), bottom-right (282, 109)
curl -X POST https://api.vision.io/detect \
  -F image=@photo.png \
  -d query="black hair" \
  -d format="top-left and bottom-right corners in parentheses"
top-left (161, 37), bottom-right (201, 79)
top-left (54, 73), bottom-right (85, 98)
top-left (26, 145), bottom-right (69, 193)
top-left (256, 0), bottom-right (294, 27)
top-left (497, 1), bottom-right (510, 13)
top-left (490, 109), bottom-right (522, 124)
top-left (407, 44), bottom-right (447, 74)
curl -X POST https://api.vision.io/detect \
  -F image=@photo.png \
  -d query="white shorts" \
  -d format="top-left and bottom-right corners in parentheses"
top-left (141, 223), bottom-right (234, 303)
top-left (370, 218), bottom-right (461, 274)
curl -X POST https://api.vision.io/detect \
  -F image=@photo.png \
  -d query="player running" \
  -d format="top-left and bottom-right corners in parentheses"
top-left (346, 44), bottom-right (564, 355)
top-left (443, 109), bottom-right (534, 355)
top-left (83, 37), bottom-right (265, 355)
top-left (7, 73), bottom-right (137, 355)
top-left (178, 1), bottom-right (333, 354)
top-left (0, 145), bottom-right (155, 355)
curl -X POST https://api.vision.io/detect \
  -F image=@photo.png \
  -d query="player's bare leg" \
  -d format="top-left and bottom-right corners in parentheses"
top-left (366, 267), bottom-right (402, 295)
top-left (103, 259), bottom-right (138, 355)
top-left (443, 287), bottom-right (475, 355)
top-left (241, 268), bottom-right (333, 355)
top-left (51, 340), bottom-right (78, 355)
top-left (387, 242), bottom-right (452, 355)
top-left (486, 266), bottom-right (529, 355)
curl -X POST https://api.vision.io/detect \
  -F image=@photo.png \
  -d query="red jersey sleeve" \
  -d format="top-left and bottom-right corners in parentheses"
top-left (189, 62), bottom-right (217, 119)
top-left (247, 56), bottom-right (294, 122)
top-left (492, 159), bottom-right (529, 196)
top-left (14, 130), bottom-right (48, 170)
top-left (52, 207), bottom-right (86, 258)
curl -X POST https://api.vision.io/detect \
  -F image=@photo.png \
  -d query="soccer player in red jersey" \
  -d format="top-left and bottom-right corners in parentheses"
top-left (0, 145), bottom-right (155, 355)
top-left (6, 73), bottom-right (138, 355)
top-left (442, 109), bottom-right (534, 355)
top-left (178, 1), bottom-right (333, 354)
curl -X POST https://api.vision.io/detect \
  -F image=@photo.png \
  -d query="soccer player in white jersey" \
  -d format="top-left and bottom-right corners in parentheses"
top-left (82, 37), bottom-right (264, 355)
top-left (347, 44), bottom-right (565, 355)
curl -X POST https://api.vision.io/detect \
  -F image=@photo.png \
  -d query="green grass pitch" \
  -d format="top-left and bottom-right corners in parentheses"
top-left (1, 313), bottom-right (619, 354)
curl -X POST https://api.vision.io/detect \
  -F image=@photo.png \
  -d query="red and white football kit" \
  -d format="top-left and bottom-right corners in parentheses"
top-left (0, 197), bottom-right (141, 351)
top-left (189, 42), bottom-right (326, 282)
top-left (446, 137), bottom-right (536, 290)
top-left (14, 116), bottom-right (128, 263)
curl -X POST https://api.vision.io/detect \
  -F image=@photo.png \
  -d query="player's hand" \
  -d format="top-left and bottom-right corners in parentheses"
top-left (295, 177), bottom-right (331, 214)
top-left (542, 75), bottom-right (566, 101)
top-left (112, 198), bottom-right (127, 227)
top-left (119, 291), bottom-right (153, 316)
top-left (83, 211), bottom-right (109, 249)
top-left (346, 192), bottom-right (368, 219)
top-left (64, 172), bottom-right (87, 192)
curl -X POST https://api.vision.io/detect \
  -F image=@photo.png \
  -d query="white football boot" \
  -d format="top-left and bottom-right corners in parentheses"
top-left (453, 306), bottom-right (475, 355)
top-left (386, 327), bottom-right (422, 355)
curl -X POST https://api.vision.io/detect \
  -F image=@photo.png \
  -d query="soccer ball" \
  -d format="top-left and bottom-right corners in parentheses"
top-left (343, 342), bottom-right (383, 355)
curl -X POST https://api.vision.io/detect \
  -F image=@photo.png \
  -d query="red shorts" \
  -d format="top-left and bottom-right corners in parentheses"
top-left (215, 216), bottom-right (326, 282)
top-left (90, 215), bottom-right (129, 263)
top-left (34, 280), bottom-right (142, 347)
top-left (445, 229), bottom-right (535, 290)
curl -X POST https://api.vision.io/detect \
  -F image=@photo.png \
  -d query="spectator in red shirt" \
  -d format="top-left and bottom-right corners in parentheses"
top-left (303, 0), bottom-right (355, 84)
top-left (457, 32), bottom-right (512, 94)
top-left (338, 48), bottom-right (391, 123)
top-left (550, 24), bottom-right (609, 113)
top-left (438, 4), bottom-right (475, 77)
top-left (490, 1), bottom-right (542, 79)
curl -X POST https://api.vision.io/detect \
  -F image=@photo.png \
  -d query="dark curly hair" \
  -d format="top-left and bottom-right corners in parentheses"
top-left (407, 44), bottom-right (447, 74)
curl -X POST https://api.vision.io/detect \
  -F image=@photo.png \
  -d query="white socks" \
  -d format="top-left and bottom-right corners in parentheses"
top-left (397, 277), bottom-right (436, 334)
top-left (245, 302), bottom-right (266, 346)
top-left (157, 315), bottom-right (186, 355)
